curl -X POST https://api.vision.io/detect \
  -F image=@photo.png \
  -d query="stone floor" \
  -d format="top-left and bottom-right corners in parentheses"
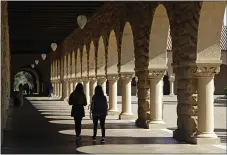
top-left (1, 96), bottom-right (226, 154)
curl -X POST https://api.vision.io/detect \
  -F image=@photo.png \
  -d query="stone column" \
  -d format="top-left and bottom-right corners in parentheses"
top-left (135, 70), bottom-right (149, 128)
top-left (63, 79), bottom-right (69, 101)
top-left (173, 66), bottom-right (198, 144)
top-left (55, 82), bottom-right (59, 97)
top-left (56, 81), bottom-right (59, 98)
top-left (89, 76), bottom-right (97, 103)
top-left (83, 77), bottom-right (90, 105)
top-left (147, 69), bottom-right (166, 129)
top-left (119, 73), bottom-right (134, 120)
top-left (169, 74), bottom-right (175, 96)
top-left (70, 79), bottom-right (74, 94)
top-left (107, 74), bottom-right (119, 115)
top-left (97, 75), bottom-right (107, 96)
top-left (59, 82), bottom-right (63, 98)
top-left (135, 76), bottom-right (138, 97)
top-left (73, 80), bottom-right (77, 90)
top-left (193, 66), bottom-right (220, 144)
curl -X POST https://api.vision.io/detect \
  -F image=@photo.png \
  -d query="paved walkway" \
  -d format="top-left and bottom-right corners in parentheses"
top-left (1, 96), bottom-right (226, 154)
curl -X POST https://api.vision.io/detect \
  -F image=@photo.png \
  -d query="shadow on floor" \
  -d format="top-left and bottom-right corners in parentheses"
top-left (167, 128), bottom-right (227, 143)
top-left (1, 98), bottom-right (183, 154)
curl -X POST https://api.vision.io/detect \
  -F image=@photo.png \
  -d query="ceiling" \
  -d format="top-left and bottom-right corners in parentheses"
top-left (8, 1), bottom-right (105, 54)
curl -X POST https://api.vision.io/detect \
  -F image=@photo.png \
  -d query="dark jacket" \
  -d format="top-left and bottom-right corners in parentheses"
top-left (69, 92), bottom-right (87, 118)
top-left (91, 95), bottom-right (108, 117)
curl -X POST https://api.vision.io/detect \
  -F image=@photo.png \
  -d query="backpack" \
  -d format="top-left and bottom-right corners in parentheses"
top-left (92, 96), bottom-right (107, 114)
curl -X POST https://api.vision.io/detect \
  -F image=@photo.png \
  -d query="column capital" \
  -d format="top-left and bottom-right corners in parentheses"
top-left (120, 72), bottom-right (134, 80)
top-left (75, 78), bottom-right (82, 82)
top-left (191, 65), bottom-right (220, 77)
top-left (107, 74), bottom-right (119, 81)
top-left (148, 69), bottom-right (166, 79)
top-left (169, 74), bottom-right (175, 82)
top-left (97, 75), bottom-right (106, 81)
top-left (89, 76), bottom-right (97, 81)
top-left (82, 77), bottom-right (89, 82)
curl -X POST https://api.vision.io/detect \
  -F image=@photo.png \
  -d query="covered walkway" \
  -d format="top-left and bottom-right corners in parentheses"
top-left (1, 96), bottom-right (226, 154)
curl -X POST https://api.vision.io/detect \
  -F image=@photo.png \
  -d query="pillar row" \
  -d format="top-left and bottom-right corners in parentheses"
top-left (107, 74), bottom-right (119, 115)
top-left (119, 72), bottom-right (135, 120)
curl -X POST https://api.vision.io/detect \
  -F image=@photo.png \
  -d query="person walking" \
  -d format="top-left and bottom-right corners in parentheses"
top-left (68, 83), bottom-right (87, 140)
top-left (90, 85), bottom-right (108, 143)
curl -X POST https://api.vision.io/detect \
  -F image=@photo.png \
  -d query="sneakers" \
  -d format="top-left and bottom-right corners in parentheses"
top-left (76, 136), bottom-right (81, 141)
top-left (92, 137), bottom-right (96, 142)
top-left (100, 137), bottom-right (105, 143)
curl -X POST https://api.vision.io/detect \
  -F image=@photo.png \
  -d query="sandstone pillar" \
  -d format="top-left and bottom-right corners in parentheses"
top-left (97, 75), bottom-right (107, 96)
top-left (119, 73), bottom-right (134, 120)
top-left (147, 69), bottom-right (166, 129)
top-left (169, 74), bottom-right (175, 96)
top-left (89, 76), bottom-right (97, 103)
top-left (173, 66), bottom-right (198, 144)
top-left (83, 77), bottom-right (90, 105)
top-left (59, 82), bottom-right (63, 98)
top-left (70, 80), bottom-right (74, 94)
top-left (107, 74), bottom-right (119, 115)
top-left (193, 66), bottom-right (220, 144)
top-left (135, 70), bottom-right (149, 128)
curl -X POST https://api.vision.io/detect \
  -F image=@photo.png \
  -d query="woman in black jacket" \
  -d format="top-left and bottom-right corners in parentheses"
top-left (90, 85), bottom-right (108, 143)
top-left (68, 83), bottom-right (87, 140)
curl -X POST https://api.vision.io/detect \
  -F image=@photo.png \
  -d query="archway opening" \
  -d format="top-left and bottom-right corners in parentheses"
top-left (163, 75), bottom-right (170, 95)
top-left (14, 71), bottom-right (37, 95)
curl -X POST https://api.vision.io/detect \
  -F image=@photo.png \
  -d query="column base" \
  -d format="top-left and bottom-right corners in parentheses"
top-left (147, 120), bottom-right (166, 129)
top-left (119, 113), bottom-right (135, 120)
top-left (173, 128), bottom-right (196, 144)
top-left (135, 118), bottom-right (148, 129)
top-left (169, 94), bottom-right (175, 97)
top-left (195, 132), bottom-right (220, 144)
top-left (108, 110), bottom-right (119, 115)
top-left (64, 97), bottom-right (69, 101)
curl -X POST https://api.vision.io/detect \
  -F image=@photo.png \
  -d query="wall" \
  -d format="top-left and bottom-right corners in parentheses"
top-left (1, 1), bottom-right (11, 144)
top-left (11, 53), bottom-right (51, 95)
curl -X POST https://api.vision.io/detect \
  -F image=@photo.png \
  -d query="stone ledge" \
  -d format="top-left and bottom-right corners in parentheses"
top-left (194, 137), bottom-right (221, 145)
top-left (147, 120), bottom-right (166, 129)
top-left (119, 113), bottom-right (136, 120)
top-left (108, 110), bottom-right (119, 116)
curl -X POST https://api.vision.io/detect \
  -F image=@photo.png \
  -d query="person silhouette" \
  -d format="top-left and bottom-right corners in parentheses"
top-left (90, 85), bottom-right (108, 143)
top-left (68, 83), bottom-right (87, 140)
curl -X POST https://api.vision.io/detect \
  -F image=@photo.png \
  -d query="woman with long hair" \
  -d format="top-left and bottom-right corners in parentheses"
top-left (90, 85), bottom-right (108, 143)
top-left (68, 83), bottom-right (87, 140)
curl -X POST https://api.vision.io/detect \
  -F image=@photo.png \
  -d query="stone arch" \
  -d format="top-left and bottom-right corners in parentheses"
top-left (120, 22), bottom-right (134, 73)
top-left (148, 4), bottom-right (169, 69)
top-left (97, 36), bottom-right (105, 75)
top-left (196, 2), bottom-right (227, 62)
top-left (14, 68), bottom-right (41, 93)
top-left (82, 45), bottom-right (88, 77)
top-left (89, 41), bottom-right (96, 76)
top-left (76, 49), bottom-right (81, 78)
top-left (107, 30), bottom-right (118, 74)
